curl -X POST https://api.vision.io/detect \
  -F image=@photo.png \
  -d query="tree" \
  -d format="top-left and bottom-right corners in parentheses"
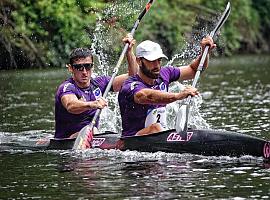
top-left (0, 0), bottom-right (106, 69)
top-left (0, 0), bottom-right (269, 69)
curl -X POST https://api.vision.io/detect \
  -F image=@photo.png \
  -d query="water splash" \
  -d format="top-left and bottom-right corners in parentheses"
top-left (89, 0), bottom-right (211, 132)
top-left (166, 37), bottom-right (211, 130)
top-left (89, 1), bottom-right (144, 133)
top-left (90, 0), bottom-right (144, 72)
top-left (166, 81), bottom-right (210, 130)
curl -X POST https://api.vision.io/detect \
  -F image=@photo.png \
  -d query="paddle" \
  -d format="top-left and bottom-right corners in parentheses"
top-left (73, 0), bottom-right (155, 150)
top-left (175, 2), bottom-right (231, 134)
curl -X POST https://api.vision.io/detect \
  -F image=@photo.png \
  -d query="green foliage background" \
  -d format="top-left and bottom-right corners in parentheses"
top-left (0, 0), bottom-right (269, 69)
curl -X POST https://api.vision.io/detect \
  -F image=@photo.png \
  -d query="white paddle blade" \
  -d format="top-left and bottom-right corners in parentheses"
top-left (72, 125), bottom-right (93, 150)
top-left (175, 105), bottom-right (187, 133)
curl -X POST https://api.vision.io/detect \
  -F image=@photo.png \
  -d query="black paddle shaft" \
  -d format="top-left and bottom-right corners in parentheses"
top-left (73, 0), bottom-right (156, 149)
top-left (177, 2), bottom-right (231, 134)
top-left (91, 0), bottom-right (155, 127)
top-left (193, 2), bottom-right (231, 86)
top-left (188, 2), bottom-right (231, 103)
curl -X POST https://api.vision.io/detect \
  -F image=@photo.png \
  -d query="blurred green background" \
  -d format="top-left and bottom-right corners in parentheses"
top-left (1, 0), bottom-right (269, 70)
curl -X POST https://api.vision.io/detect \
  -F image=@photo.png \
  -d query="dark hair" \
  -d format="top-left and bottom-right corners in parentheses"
top-left (69, 48), bottom-right (93, 64)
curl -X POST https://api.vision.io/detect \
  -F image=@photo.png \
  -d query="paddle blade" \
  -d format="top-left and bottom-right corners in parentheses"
top-left (72, 125), bottom-right (93, 150)
top-left (175, 104), bottom-right (188, 133)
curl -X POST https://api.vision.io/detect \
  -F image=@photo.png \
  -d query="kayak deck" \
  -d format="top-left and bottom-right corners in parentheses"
top-left (46, 129), bottom-right (270, 160)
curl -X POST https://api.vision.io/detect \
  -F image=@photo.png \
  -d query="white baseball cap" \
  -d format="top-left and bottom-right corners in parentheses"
top-left (136, 40), bottom-right (168, 61)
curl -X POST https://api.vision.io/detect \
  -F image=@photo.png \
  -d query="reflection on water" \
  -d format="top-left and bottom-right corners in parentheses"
top-left (202, 56), bottom-right (270, 139)
top-left (0, 55), bottom-right (270, 199)
top-left (0, 69), bottom-right (67, 133)
top-left (1, 148), bottom-right (269, 199)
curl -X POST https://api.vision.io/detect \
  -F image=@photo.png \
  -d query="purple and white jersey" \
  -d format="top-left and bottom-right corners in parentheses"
top-left (118, 66), bottom-right (180, 137)
top-left (55, 76), bottom-right (111, 138)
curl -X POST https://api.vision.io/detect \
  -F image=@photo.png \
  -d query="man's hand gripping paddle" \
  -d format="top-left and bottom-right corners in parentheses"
top-left (73, 0), bottom-right (156, 150)
top-left (176, 2), bottom-right (231, 134)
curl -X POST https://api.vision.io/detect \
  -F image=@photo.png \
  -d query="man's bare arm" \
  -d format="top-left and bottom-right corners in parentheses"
top-left (134, 87), bottom-right (198, 105)
top-left (61, 94), bottom-right (107, 114)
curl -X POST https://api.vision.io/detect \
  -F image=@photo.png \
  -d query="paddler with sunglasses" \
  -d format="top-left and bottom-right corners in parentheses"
top-left (54, 34), bottom-right (137, 139)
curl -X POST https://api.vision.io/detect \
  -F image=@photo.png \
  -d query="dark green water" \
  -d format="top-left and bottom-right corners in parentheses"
top-left (0, 55), bottom-right (269, 199)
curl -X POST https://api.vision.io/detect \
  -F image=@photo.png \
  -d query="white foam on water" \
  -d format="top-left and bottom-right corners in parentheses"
top-left (66, 147), bottom-right (265, 167)
top-left (87, 0), bottom-right (213, 133)
top-left (89, 1), bottom-right (144, 133)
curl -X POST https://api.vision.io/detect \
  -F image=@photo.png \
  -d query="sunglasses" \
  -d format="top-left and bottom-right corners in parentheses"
top-left (71, 63), bottom-right (94, 71)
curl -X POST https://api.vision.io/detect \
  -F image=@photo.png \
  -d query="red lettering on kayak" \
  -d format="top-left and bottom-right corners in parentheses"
top-left (92, 138), bottom-right (105, 147)
top-left (263, 142), bottom-right (270, 159)
top-left (167, 132), bottom-right (193, 142)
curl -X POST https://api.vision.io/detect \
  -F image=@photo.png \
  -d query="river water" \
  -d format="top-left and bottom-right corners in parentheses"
top-left (0, 55), bottom-right (270, 199)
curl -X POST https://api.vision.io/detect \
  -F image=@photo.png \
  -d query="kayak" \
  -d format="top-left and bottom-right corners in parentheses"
top-left (46, 129), bottom-right (270, 160)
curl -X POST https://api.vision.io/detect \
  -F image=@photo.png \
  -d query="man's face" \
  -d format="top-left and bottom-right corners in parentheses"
top-left (139, 58), bottom-right (162, 79)
top-left (69, 56), bottom-right (93, 87)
